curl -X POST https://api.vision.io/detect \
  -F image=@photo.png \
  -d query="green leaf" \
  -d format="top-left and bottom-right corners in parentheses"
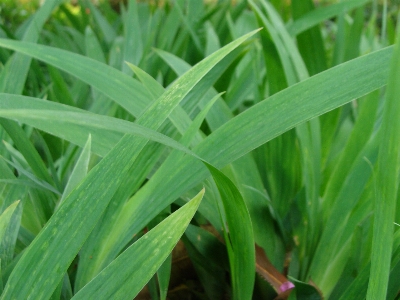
top-left (0, 106), bottom-right (201, 161)
top-left (72, 189), bottom-right (203, 300)
top-left (205, 163), bottom-right (255, 300)
top-left (122, 0), bottom-right (143, 73)
top-left (0, 39), bottom-right (151, 117)
top-left (157, 254), bottom-right (171, 300)
top-left (289, 277), bottom-right (322, 300)
top-left (366, 28), bottom-right (400, 300)
top-left (287, 0), bottom-right (370, 36)
top-left (0, 201), bottom-right (20, 245)
top-left (85, 0), bottom-right (116, 46)
top-left (58, 135), bottom-right (91, 206)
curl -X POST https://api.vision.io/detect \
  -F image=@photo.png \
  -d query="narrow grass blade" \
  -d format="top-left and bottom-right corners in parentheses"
top-left (122, 0), bottom-right (143, 73)
top-left (366, 29), bottom-right (400, 300)
top-left (84, 26), bottom-right (106, 64)
top-left (322, 90), bottom-right (379, 217)
top-left (309, 135), bottom-right (379, 293)
top-left (0, 39), bottom-right (151, 117)
top-left (0, 195), bottom-right (22, 270)
top-left (287, 0), bottom-right (370, 36)
top-left (291, 0), bottom-right (327, 76)
top-left (174, 0), bottom-right (203, 55)
top-left (0, 201), bottom-right (19, 245)
top-left (0, 108), bottom-right (201, 161)
top-left (0, 94), bottom-right (119, 157)
top-left (48, 66), bottom-right (75, 107)
top-left (85, 0), bottom-right (116, 46)
top-left (72, 189), bottom-right (203, 300)
top-left (339, 229), bottom-right (400, 299)
top-left (58, 135), bottom-right (91, 206)
top-left (157, 254), bottom-right (171, 300)
top-left (0, 121), bottom-right (55, 186)
top-left (205, 163), bottom-right (255, 300)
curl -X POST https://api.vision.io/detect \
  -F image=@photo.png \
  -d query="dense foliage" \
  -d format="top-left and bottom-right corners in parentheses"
top-left (0, 0), bottom-right (399, 299)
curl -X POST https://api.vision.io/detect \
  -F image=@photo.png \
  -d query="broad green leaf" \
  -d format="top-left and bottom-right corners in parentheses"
top-left (205, 163), bottom-right (255, 300)
top-left (366, 28), bottom-right (400, 300)
top-left (72, 189), bottom-right (203, 300)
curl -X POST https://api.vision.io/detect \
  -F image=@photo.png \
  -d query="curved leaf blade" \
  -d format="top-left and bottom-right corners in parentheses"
top-left (72, 189), bottom-right (204, 300)
top-left (205, 163), bottom-right (255, 300)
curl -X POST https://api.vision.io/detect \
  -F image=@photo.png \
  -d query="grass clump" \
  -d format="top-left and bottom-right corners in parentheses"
top-left (0, 0), bottom-right (399, 299)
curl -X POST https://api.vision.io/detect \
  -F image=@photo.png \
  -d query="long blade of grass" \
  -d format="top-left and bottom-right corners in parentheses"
top-left (0, 108), bottom-right (201, 160)
top-left (322, 90), bottom-right (379, 217)
top-left (58, 135), bottom-right (91, 205)
top-left (0, 94), bottom-right (119, 157)
top-left (122, 0), bottom-right (143, 73)
top-left (0, 201), bottom-right (20, 245)
top-left (205, 163), bottom-right (255, 300)
top-left (72, 189), bottom-right (203, 300)
top-left (0, 39), bottom-right (151, 117)
top-left (287, 0), bottom-right (370, 36)
top-left (339, 229), bottom-right (400, 299)
top-left (366, 29), bottom-right (400, 300)
top-left (85, 0), bottom-right (116, 46)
